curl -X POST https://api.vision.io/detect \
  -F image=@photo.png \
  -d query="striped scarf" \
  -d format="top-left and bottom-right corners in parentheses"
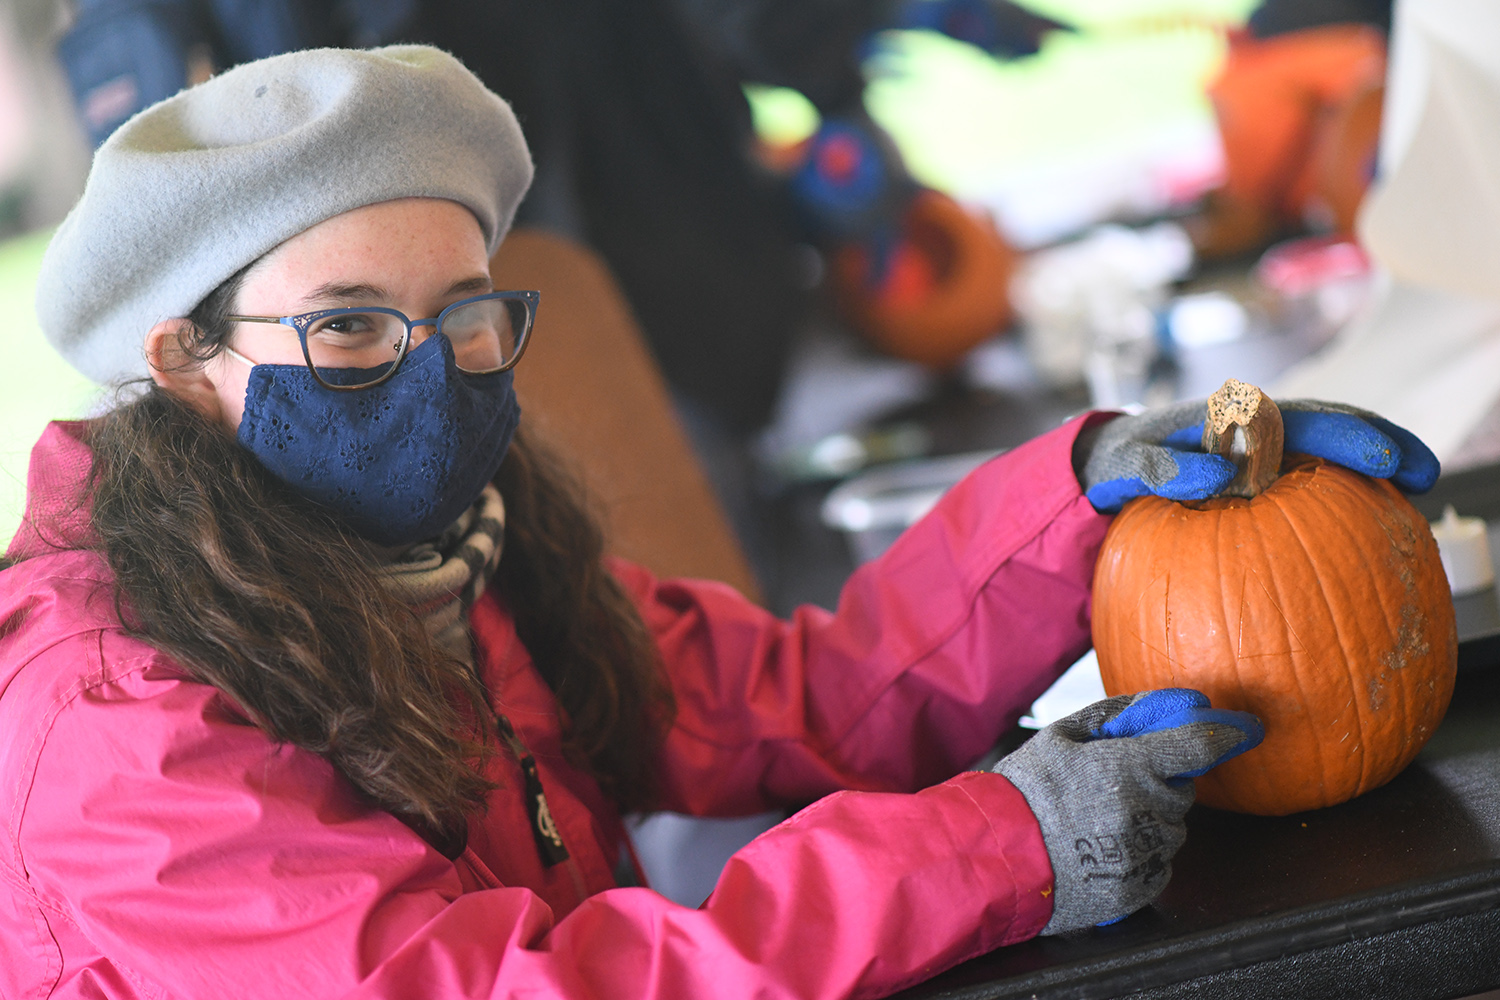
top-left (374, 483), bottom-right (573, 867)
top-left (375, 483), bottom-right (505, 669)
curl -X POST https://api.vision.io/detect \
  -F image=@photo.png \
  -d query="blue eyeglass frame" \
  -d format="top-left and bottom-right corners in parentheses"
top-left (226, 288), bottom-right (540, 391)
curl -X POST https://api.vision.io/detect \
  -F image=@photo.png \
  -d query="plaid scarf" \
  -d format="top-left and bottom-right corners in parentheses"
top-left (375, 483), bottom-right (505, 669)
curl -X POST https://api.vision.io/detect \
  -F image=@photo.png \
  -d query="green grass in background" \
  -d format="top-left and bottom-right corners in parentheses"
top-left (0, 229), bottom-right (99, 550)
top-left (866, 25), bottom-right (1223, 195)
top-left (749, 0), bottom-right (1258, 196)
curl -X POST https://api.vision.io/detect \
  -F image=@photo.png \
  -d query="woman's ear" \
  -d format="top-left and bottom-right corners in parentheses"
top-left (144, 319), bottom-right (225, 421)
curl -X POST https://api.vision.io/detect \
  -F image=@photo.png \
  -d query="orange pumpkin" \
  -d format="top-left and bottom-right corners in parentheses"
top-left (1091, 381), bottom-right (1457, 815)
top-left (832, 189), bottom-right (1015, 368)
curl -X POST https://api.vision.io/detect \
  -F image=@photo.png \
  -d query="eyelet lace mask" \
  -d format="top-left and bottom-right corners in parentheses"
top-left (236, 334), bottom-right (521, 547)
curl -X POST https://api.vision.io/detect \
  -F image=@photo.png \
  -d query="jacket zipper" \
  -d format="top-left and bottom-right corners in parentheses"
top-left (492, 711), bottom-right (571, 868)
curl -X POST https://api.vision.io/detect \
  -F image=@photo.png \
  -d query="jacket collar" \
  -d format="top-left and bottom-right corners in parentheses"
top-left (6, 420), bottom-right (99, 562)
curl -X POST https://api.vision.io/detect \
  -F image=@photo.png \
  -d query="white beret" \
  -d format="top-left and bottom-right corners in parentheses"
top-left (36, 45), bottom-right (534, 386)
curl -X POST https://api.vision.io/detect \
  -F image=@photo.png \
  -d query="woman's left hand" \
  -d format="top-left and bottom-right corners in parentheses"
top-left (1077, 397), bottom-right (1441, 514)
top-left (994, 688), bottom-right (1263, 933)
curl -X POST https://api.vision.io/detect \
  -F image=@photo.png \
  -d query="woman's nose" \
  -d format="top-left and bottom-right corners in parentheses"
top-left (408, 321), bottom-right (439, 348)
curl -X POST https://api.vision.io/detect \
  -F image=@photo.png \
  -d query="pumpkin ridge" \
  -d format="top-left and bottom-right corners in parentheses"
top-left (1169, 504), bottom-right (1192, 688)
top-left (1163, 564), bottom-right (1174, 684)
top-left (1384, 487), bottom-right (1442, 770)
top-left (1227, 514), bottom-right (1272, 812)
top-left (1166, 510), bottom-right (1182, 686)
top-left (1326, 478), bottom-right (1380, 797)
top-left (1153, 504), bottom-right (1172, 685)
top-left (1127, 500), bottom-right (1176, 684)
top-left (1376, 480), bottom-right (1444, 766)
top-left (1215, 505), bottom-right (1258, 803)
top-left (1362, 479), bottom-right (1404, 785)
top-left (1269, 480), bottom-right (1349, 805)
top-left (1364, 482), bottom-right (1416, 777)
top-left (1290, 476), bottom-right (1374, 803)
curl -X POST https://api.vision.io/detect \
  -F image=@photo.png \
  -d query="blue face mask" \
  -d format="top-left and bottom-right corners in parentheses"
top-left (236, 334), bottom-right (521, 547)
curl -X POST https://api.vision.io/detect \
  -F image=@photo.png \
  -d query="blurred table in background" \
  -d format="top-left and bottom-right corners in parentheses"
top-left (763, 255), bottom-right (1353, 616)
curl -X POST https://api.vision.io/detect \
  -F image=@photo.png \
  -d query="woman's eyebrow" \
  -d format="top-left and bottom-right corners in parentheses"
top-left (303, 281), bottom-right (393, 306)
top-left (446, 275), bottom-right (494, 297)
top-left (300, 277), bottom-right (494, 308)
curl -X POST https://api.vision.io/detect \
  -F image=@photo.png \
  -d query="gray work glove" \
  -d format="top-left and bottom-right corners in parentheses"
top-left (995, 689), bottom-right (1263, 934)
top-left (1076, 398), bottom-right (1441, 513)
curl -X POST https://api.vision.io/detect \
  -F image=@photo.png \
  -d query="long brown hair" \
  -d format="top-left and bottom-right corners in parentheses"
top-left (68, 268), bottom-right (674, 844)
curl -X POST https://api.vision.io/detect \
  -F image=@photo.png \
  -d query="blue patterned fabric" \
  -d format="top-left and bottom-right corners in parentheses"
top-left (237, 335), bottom-right (520, 547)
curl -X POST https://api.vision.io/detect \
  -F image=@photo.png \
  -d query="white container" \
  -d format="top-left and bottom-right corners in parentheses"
top-left (1429, 505), bottom-right (1496, 595)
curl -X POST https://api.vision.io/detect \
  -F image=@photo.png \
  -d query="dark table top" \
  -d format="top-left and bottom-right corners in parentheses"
top-left (894, 467), bottom-right (1500, 1000)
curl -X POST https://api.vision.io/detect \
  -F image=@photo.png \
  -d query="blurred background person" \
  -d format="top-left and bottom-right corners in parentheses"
top-left (1185, 0), bottom-right (1394, 259)
top-left (54, 0), bottom-right (1063, 437)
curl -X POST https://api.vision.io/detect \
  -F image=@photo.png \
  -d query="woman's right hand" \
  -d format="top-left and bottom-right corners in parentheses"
top-left (1075, 397), bottom-right (1441, 513)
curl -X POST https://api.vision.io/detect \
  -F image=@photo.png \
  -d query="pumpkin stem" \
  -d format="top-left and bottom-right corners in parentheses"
top-left (1202, 379), bottom-right (1284, 498)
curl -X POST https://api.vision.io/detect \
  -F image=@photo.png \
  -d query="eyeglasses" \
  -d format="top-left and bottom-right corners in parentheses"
top-left (226, 289), bottom-right (539, 390)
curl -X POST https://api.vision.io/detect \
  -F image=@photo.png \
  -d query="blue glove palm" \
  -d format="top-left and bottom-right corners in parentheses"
top-left (1080, 398), bottom-right (1440, 513)
top-left (1092, 688), bottom-right (1264, 782)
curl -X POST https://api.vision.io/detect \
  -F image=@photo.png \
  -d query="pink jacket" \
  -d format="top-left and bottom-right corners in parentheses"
top-left (0, 415), bottom-right (1111, 999)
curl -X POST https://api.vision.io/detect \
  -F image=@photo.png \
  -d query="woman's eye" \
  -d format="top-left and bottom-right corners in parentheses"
top-left (309, 313), bottom-right (385, 342)
top-left (318, 316), bottom-right (371, 335)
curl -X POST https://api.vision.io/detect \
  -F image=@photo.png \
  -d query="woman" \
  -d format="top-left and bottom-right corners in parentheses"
top-left (0, 46), bottom-right (1430, 998)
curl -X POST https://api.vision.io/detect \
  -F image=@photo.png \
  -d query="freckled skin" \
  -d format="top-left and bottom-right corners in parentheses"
top-left (197, 198), bottom-right (492, 434)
